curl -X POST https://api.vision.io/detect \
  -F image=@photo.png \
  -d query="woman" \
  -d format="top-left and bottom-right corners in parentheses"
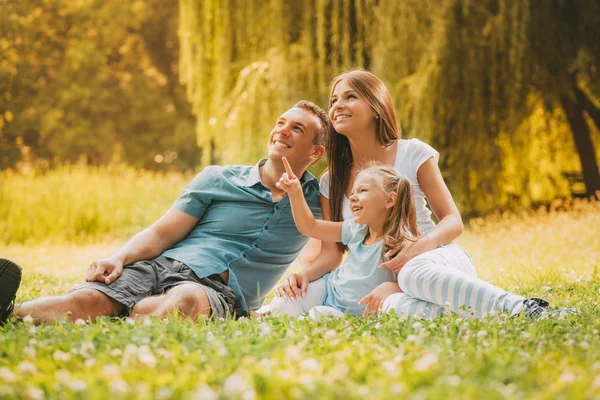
top-left (272, 69), bottom-right (554, 319)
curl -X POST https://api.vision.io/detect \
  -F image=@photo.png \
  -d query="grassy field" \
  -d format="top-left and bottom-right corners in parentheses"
top-left (1, 186), bottom-right (600, 398)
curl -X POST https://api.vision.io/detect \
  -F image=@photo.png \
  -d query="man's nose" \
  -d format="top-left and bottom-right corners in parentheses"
top-left (277, 125), bottom-right (291, 136)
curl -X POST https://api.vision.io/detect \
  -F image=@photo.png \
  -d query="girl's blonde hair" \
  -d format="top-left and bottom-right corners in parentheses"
top-left (356, 164), bottom-right (421, 258)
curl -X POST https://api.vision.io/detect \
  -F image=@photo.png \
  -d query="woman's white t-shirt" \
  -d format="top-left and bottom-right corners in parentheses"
top-left (319, 139), bottom-right (439, 235)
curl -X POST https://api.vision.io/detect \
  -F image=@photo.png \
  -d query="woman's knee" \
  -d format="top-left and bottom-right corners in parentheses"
top-left (397, 258), bottom-right (429, 291)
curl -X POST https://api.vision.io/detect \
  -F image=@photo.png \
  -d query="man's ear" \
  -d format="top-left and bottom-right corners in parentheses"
top-left (385, 192), bottom-right (397, 210)
top-left (310, 145), bottom-right (326, 161)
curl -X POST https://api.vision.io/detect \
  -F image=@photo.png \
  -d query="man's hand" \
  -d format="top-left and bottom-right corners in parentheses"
top-left (275, 157), bottom-right (302, 195)
top-left (358, 282), bottom-right (402, 317)
top-left (86, 257), bottom-right (124, 285)
top-left (274, 271), bottom-right (309, 300)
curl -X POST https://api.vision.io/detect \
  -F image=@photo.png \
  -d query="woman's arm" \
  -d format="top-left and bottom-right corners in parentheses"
top-left (379, 157), bottom-right (463, 272)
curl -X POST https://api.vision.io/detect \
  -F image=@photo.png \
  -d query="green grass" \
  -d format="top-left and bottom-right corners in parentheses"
top-left (1, 188), bottom-right (600, 398)
top-left (0, 165), bottom-right (190, 245)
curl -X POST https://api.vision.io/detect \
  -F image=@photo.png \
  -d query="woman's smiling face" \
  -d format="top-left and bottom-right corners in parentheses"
top-left (329, 79), bottom-right (377, 137)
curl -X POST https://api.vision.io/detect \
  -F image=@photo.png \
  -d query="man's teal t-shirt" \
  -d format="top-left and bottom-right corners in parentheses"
top-left (161, 160), bottom-right (321, 312)
top-left (323, 220), bottom-right (396, 316)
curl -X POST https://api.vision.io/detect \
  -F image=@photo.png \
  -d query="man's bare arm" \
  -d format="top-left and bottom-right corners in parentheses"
top-left (86, 207), bottom-right (199, 284)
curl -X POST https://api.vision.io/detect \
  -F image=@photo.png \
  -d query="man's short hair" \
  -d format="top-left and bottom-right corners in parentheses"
top-left (294, 100), bottom-right (328, 147)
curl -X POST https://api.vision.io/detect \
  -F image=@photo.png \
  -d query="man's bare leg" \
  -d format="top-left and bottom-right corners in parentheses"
top-left (15, 289), bottom-right (125, 325)
top-left (131, 283), bottom-right (211, 322)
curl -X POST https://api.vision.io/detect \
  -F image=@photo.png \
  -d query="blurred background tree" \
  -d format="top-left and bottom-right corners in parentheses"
top-left (180, 0), bottom-right (600, 215)
top-left (0, 0), bottom-right (199, 171)
top-left (1, 0), bottom-right (598, 216)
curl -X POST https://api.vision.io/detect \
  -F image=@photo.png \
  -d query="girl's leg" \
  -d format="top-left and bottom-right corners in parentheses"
top-left (396, 243), bottom-right (525, 318)
top-left (382, 293), bottom-right (446, 319)
top-left (270, 278), bottom-right (327, 317)
top-left (305, 305), bottom-right (345, 321)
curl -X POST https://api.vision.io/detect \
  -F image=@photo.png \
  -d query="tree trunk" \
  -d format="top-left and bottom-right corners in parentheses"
top-left (559, 83), bottom-right (600, 196)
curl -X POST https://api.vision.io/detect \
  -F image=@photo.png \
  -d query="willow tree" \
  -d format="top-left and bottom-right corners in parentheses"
top-left (179, 0), bottom-right (599, 214)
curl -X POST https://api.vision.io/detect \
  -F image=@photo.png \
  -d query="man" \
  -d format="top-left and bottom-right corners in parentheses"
top-left (0, 100), bottom-right (327, 324)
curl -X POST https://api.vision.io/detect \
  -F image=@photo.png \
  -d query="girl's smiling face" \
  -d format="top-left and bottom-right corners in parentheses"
top-left (349, 173), bottom-right (393, 226)
top-left (329, 79), bottom-right (377, 137)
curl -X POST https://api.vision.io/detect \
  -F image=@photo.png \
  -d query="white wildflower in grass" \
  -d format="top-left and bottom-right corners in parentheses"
top-left (125, 317), bottom-right (135, 326)
top-left (223, 374), bottom-right (255, 400)
top-left (53, 350), bottom-right (71, 362)
top-left (17, 361), bottom-right (38, 375)
top-left (218, 346), bottom-right (228, 357)
top-left (110, 348), bottom-right (123, 357)
top-left (300, 358), bottom-right (321, 373)
top-left (324, 329), bottom-right (337, 341)
top-left (192, 384), bottom-right (218, 400)
top-left (358, 386), bottom-right (369, 396)
top-left (413, 352), bottom-right (439, 372)
top-left (446, 375), bottom-right (461, 386)
top-left (103, 364), bottom-right (121, 376)
top-left (143, 317), bottom-right (153, 326)
top-left (28, 325), bottom-right (37, 334)
top-left (69, 380), bottom-right (87, 392)
top-left (26, 386), bottom-right (44, 400)
top-left (591, 375), bottom-right (600, 390)
top-left (374, 322), bottom-right (382, 329)
top-left (156, 387), bottom-right (173, 399)
top-left (137, 346), bottom-right (158, 368)
top-left (110, 379), bottom-right (130, 394)
top-left (0, 367), bottom-right (16, 383)
top-left (558, 371), bottom-right (577, 384)
top-left (206, 331), bottom-right (215, 342)
top-left (55, 370), bottom-right (71, 384)
top-left (258, 322), bottom-right (271, 336)
top-left (412, 322), bottom-right (423, 331)
top-left (259, 358), bottom-right (275, 375)
top-left (22, 315), bottom-right (34, 324)
top-left (328, 363), bottom-right (349, 381)
top-left (102, 327), bottom-right (110, 334)
top-left (24, 346), bottom-right (36, 359)
top-left (80, 341), bottom-right (95, 358)
top-left (84, 358), bottom-right (96, 368)
top-left (477, 330), bottom-right (488, 339)
top-left (390, 383), bottom-right (405, 394)
top-left (382, 361), bottom-right (399, 377)
top-left (298, 374), bottom-right (316, 390)
top-left (75, 318), bottom-right (86, 326)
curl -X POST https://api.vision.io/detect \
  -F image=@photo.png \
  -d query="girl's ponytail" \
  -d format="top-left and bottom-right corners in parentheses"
top-left (382, 175), bottom-right (421, 257)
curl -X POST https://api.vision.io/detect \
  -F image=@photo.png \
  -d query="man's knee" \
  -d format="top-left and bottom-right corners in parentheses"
top-left (67, 289), bottom-right (123, 314)
top-left (170, 284), bottom-right (211, 315)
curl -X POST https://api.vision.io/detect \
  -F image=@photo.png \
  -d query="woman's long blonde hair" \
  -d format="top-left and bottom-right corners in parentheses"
top-left (356, 164), bottom-right (421, 258)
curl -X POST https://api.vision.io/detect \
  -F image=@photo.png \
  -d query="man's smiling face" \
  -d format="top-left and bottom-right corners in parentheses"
top-left (267, 107), bottom-right (322, 168)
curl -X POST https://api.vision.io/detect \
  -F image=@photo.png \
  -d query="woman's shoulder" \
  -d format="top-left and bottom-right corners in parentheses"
top-left (397, 138), bottom-right (435, 151)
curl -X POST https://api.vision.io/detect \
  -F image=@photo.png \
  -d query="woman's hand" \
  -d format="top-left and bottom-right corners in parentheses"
top-left (358, 282), bottom-right (402, 317)
top-left (274, 271), bottom-right (309, 300)
top-left (379, 236), bottom-right (435, 274)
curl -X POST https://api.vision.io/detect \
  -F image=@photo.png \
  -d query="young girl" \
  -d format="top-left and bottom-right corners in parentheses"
top-left (270, 158), bottom-right (419, 318)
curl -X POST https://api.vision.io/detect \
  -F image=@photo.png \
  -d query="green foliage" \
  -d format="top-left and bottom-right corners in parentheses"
top-left (0, 0), bottom-right (199, 171)
top-left (180, 0), bottom-right (600, 215)
top-left (2, 203), bottom-right (600, 398)
top-left (0, 165), bottom-right (189, 244)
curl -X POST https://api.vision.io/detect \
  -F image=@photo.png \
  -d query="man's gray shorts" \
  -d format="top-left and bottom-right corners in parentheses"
top-left (72, 257), bottom-right (243, 319)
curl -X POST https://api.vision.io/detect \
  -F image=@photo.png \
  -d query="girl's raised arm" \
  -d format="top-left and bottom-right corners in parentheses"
top-left (277, 157), bottom-right (343, 243)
